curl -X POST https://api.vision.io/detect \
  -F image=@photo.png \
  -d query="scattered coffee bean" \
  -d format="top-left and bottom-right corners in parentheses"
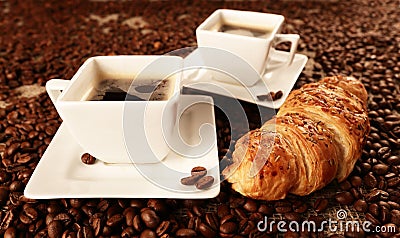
top-left (141, 209), bottom-right (160, 229)
top-left (257, 90), bottom-right (284, 101)
top-left (335, 191), bottom-right (354, 205)
top-left (81, 153), bottom-right (96, 165)
top-left (354, 199), bottom-right (368, 212)
top-left (176, 228), bottom-right (197, 237)
top-left (191, 166), bottom-right (207, 177)
top-left (220, 221), bottom-right (238, 234)
top-left (195, 176), bottom-right (215, 190)
top-left (180, 175), bottom-right (203, 186)
top-left (314, 198), bottom-right (329, 213)
top-left (47, 220), bottom-right (63, 238)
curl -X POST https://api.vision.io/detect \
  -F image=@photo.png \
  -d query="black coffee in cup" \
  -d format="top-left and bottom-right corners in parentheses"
top-left (88, 79), bottom-right (172, 101)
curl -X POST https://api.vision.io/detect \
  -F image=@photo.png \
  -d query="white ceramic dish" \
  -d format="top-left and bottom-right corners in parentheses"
top-left (182, 49), bottom-right (307, 109)
top-left (24, 101), bottom-right (220, 199)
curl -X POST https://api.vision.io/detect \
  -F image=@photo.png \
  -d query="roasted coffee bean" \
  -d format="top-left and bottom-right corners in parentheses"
top-left (106, 214), bottom-right (123, 227)
top-left (69, 198), bottom-right (84, 208)
top-left (205, 212), bottom-right (219, 231)
top-left (176, 228), bottom-right (197, 237)
top-left (339, 180), bottom-right (352, 190)
top-left (91, 217), bottom-right (102, 236)
top-left (258, 204), bottom-right (274, 216)
top-left (156, 220), bottom-right (171, 237)
top-left (81, 153), bottom-right (96, 165)
top-left (20, 207), bottom-right (38, 224)
top-left (47, 203), bottom-right (62, 214)
top-left (133, 215), bottom-right (143, 232)
top-left (220, 221), bottom-right (238, 234)
top-left (248, 212), bottom-right (263, 222)
top-left (0, 187), bottom-right (10, 205)
top-left (229, 197), bottom-right (246, 208)
top-left (147, 199), bottom-right (168, 216)
top-left (97, 200), bottom-right (110, 212)
top-left (198, 222), bottom-right (216, 238)
top-left (354, 199), bottom-right (368, 212)
top-left (192, 205), bottom-right (204, 217)
top-left (369, 203), bottom-right (380, 217)
top-left (141, 209), bottom-right (160, 229)
top-left (243, 199), bottom-right (258, 212)
top-left (387, 155), bottom-right (400, 165)
top-left (314, 198), bottom-right (328, 213)
top-left (232, 207), bottom-right (247, 220)
top-left (125, 208), bottom-right (135, 227)
top-left (380, 206), bottom-right (390, 223)
top-left (363, 172), bottom-right (377, 188)
top-left (121, 227), bottom-right (135, 238)
top-left (373, 163), bottom-right (389, 175)
top-left (195, 176), bottom-right (214, 189)
top-left (292, 201), bottom-right (307, 213)
top-left (274, 90), bottom-right (283, 100)
top-left (140, 229), bottom-right (157, 238)
top-left (284, 212), bottom-right (301, 222)
top-left (191, 166), bottom-right (207, 177)
top-left (4, 227), bottom-right (17, 238)
top-left (365, 189), bottom-right (388, 202)
top-left (0, 170), bottom-right (10, 183)
top-left (390, 210), bottom-right (400, 225)
top-left (106, 204), bottom-right (122, 219)
top-left (350, 176), bottom-right (362, 187)
top-left (335, 191), bottom-right (354, 205)
top-left (221, 214), bottom-right (236, 225)
top-left (180, 175), bottom-right (203, 186)
top-left (275, 205), bottom-right (292, 213)
top-left (48, 220), bottom-right (63, 238)
top-left (238, 219), bottom-right (255, 236)
top-left (187, 216), bottom-right (200, 230)
top-left (53, 213), bottom-right (73, 227)
top-left (218, 204), bottom-right (231, 218)
top-left (366, 213), bottom-right (381, 226)
top-left (350, 187), bottom-right (362, 200)
top-left (378, 147), bottom-right (391, 157)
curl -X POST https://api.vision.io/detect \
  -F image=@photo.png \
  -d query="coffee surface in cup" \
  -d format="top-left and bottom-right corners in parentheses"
top-left (88, 78), bottom-right (172, 101)
top-left (219, 24), bottom-right (272, 38)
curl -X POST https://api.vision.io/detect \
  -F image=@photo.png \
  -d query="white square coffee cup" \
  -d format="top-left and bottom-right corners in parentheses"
top-left (46, 55), bottom-right (183, 164)
top-left (196, 9), bottom-right (299, 86)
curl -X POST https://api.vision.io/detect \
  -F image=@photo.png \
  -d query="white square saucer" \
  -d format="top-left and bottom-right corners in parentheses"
top-left (24, 101), bottom-right (220, 199)
top-left (182, 49), bottom-right (308, 109)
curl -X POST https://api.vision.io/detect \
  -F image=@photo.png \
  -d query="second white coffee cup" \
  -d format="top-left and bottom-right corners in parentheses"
top-left (196, 9), bottom-right (299, 86)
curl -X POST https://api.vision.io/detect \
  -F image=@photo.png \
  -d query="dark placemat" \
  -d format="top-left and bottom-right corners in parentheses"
top-left (0, 0), bottom-right (399, 237)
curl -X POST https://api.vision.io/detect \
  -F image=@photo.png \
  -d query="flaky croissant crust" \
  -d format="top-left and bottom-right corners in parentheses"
top-left (223, 76), bottom-right (370, 200)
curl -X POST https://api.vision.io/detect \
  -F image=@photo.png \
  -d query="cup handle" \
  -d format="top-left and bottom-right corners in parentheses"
top-left (45, 79), bottom-right (70, 105)
top-left (273, 34), bottom-right (300, 65)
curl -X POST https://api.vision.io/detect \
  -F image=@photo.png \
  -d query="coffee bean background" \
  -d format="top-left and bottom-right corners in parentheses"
top-left (0, 0), bottom-right (399, 237)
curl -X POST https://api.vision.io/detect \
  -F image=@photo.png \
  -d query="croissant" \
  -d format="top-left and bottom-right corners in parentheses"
top-left (222, 76), bottom-right (370, 200)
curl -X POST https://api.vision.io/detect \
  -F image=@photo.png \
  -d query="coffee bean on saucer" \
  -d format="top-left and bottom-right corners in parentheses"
top-left (191, 166), bottom-right (207, 177)
top-left (257, 90), bottom-right (283, 101)
top-left (81, 153), bottom-right (96, 165)
top-left (181, 175), bottom-right (203, 186)
top-left (195, 176), bottom-right (214, 190)
top-left (274, 90), bottom-right (283, 100)
top-left (257, 94), bottom-right (273, 101)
